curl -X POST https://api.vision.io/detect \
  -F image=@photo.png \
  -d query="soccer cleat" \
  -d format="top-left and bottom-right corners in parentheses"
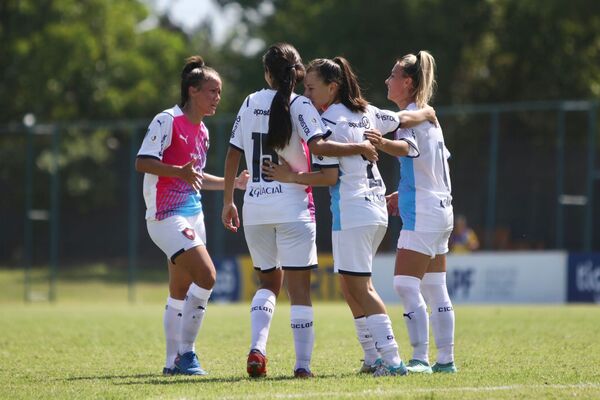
top-left (293, 368), bottom-right (315, 378)
top-left (247, 349), bottom-right (267, 378)
top-left (174, 351), bottom-right (208, 376)
top-left (373, 361), bottom-right (408, 377)
top-left (432, 361), bottom-right (457, 373)
top-left (406, 359), bottom-right (433, 374)
top-left (162, 366), bottom-right (180, 376)
top-left (359, 358), bottom-right (382, 374)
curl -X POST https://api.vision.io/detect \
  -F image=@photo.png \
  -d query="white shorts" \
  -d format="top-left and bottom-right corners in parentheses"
top-left (244, 221), bottom-right (317, 272)
top-left (147, 213), bottom-right (206, 263)
top-left (397, 229), bottom-right (452, 259)
top-left (333, 225), bottom-right (387, 276)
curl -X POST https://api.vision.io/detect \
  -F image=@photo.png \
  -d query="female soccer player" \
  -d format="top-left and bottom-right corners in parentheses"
top-left (264, 57), bottom-right (435, 376)
top-left (370, 51), bottom-right (457, 374)
top-left (222, 43), bottom-right (381, 379)
top-left (135, 56), bottom-right (248, 376)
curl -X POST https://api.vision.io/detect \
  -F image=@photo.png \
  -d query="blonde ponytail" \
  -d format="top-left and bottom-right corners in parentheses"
top-left (399, 50), bottom-right (437, 108)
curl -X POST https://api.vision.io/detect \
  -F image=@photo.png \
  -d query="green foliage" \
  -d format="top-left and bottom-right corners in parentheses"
top-left (215, 0), bottom-right (600, 107)
top-left (0, 0), bottom-right (189, 122)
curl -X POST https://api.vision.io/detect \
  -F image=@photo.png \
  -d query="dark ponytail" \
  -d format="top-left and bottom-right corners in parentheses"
top-left (179, 55), bottom-right (220, 108)
top-left (306, 57), bottom-right (368, 113)
top-left (263, 43), bottom-right (305, 150)
top-left (332, 57), bottom-right (368, 113)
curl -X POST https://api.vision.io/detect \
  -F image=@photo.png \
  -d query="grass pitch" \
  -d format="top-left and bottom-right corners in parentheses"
top-left (0, 271), bottom-right (599, 399)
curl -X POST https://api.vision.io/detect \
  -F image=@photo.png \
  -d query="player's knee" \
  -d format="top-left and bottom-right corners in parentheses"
top-left (393, 275), bottom-right (423, 305)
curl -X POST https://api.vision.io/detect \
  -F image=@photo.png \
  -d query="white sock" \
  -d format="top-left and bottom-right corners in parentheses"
top-left (365, 313), bottom-right (401, 367)
top-left (421, 272), bottom-right (455, 364)
top-left (178, 283), bottom-right (211, 355)
top-left (394, 275), bottom-right (429, 363)
top-left (250, 289), bottom-right (277, 355)
top-left (290, 305), bottom-right (314, 371)
top-left (353, 316), bottom-right (379, 365)
top-left (163, 296), bottom-right (184, 368)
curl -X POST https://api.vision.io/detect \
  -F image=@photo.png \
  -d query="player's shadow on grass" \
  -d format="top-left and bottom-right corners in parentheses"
top-left (65, 374), bottom-right (158, 381)
top-left (112, 372), bottom-right (347, 385)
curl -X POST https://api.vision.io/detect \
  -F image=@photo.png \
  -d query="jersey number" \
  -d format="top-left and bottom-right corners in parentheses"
top-left (251, 132), bottom-right (279, 182)
top-left (366, 163), bottom-right (382, 188)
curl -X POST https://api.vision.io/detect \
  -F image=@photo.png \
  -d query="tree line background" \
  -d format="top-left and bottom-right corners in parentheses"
top-left (1, 0), bottom-right (599, 266)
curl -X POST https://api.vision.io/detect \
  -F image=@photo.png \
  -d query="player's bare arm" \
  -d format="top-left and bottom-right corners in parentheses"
top-left (262, 158), bottom-right (338, 186)
top-left (135, 157), bottom-right (203, 192)
top-left (364, 129), bottom-right (410, 157)
top-left (201, 170), bottom-right (250, 191)
top-left (221, 147), bottom-right (243, 232)
top-left (398, 105), bottom-right (437, 128)
top-left (308, 137), bottom-right (378, 162)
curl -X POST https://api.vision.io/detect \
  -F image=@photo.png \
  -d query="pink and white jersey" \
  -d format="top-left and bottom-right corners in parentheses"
top-left (137, 105), bottom-right (209, 221)
top-left (229, 89), bottom-right (331, 225)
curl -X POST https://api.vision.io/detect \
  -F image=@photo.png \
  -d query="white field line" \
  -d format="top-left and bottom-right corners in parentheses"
top-left (218, 383), bottom-right (600, 400)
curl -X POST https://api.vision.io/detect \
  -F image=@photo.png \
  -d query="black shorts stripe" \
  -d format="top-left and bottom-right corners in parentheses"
top-left (338, 269), bottom-right (372, 277)
top-left (170, 248), bottom-right (185, 264)
top-left (253, 266), bottom-right (278, 273)
top-left (282, 264), bottom-right (318, 271)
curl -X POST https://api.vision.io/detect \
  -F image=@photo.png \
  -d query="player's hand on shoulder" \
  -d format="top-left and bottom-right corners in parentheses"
top-left (424, 105), bottom-right (438, 127)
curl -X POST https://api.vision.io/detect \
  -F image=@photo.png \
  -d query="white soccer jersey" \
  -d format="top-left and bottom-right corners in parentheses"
top-left (315, 103), bottom-right (401, 230)
top-left (229, 89), bottom-right (334, 225)
top-left (396, 102), bottom-right (453, 232)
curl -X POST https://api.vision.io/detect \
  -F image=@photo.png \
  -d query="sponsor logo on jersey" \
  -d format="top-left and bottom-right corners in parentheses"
top-left (438, 306), bottom-right (454, 312)
top-left (231, 115), bottom-right (241, 138)
top-left (179, 134), bottom-right (189, 144)
top-left (253, 108), bottom-right (270, 116)
top-left (348, 116), bottom-right (370, 129)
top-left (181, 228), bottom-right (195, 240)
top-left (248, 184), bottom-right (283, 198)
top-left (298, 114), bottom-right (311, 135)
top-left (376, 112), bottom-right (397, 122)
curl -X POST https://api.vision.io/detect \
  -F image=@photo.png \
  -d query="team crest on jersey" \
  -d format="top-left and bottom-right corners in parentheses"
top-left (181, 228), bottom-right (195, 240)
